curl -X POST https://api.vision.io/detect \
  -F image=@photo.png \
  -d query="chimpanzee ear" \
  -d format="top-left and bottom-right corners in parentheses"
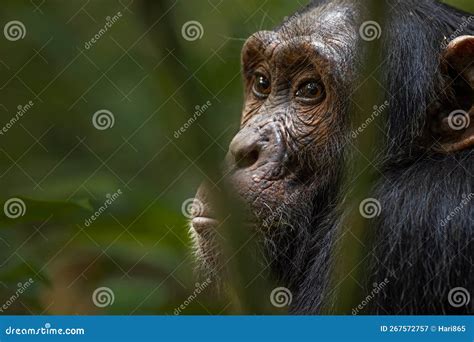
top-left (436, 35), bottom-right (474, 153)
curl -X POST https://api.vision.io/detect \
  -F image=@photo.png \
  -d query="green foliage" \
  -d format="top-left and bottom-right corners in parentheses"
top-left (444, 0), bottom-right (474, 12)
top-left (0, 197), bottom-right (92, 228)
top-left (0, 0), bottom-right (471, 315)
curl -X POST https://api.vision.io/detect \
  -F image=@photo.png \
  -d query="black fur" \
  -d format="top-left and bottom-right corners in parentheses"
top-left (270, 0), bottom-right (473, 314)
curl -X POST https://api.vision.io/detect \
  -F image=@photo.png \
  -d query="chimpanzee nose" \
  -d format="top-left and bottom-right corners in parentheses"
top-left (228, 129), bottom-right (262, 169)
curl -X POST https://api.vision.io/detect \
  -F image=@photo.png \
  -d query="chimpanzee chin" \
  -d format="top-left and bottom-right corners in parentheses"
top-left (190, 0), bottom-right (474, 314)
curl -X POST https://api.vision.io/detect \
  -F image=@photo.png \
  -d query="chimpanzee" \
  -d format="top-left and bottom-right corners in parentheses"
top-left (190, 0), bottom-right (473, 314)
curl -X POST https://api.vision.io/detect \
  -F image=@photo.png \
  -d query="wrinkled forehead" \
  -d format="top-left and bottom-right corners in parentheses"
top-left (242, 3), bottom-right (359, 72)
top-left (279, 2), bottom-right (358, 38)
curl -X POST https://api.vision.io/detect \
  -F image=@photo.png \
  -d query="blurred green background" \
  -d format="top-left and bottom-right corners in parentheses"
top-left (0, 0), bottom-right (472, 314)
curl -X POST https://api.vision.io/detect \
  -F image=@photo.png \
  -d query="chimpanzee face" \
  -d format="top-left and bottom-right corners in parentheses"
top-left (189, 1), bottom-right (474, 286)
top-left (190, 5), bottom-right (357, 260)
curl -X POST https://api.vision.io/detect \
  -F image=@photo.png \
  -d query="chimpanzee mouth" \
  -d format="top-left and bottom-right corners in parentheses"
top-left (191, 210), bottom-right (257, 236)
top-left (191, 216), bottom-right (219, 235)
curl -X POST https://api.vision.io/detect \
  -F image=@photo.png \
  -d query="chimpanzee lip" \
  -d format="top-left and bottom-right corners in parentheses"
top-left (191, 216), bottom-right (219, 235)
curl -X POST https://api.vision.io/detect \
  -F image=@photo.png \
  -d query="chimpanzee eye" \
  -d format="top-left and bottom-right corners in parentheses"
top-left (296, 80), bottom-right (325, 103)
top-left (252, 73), bottom-right (271, 98)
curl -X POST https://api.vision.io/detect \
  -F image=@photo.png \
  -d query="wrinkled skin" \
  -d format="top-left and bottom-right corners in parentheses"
top-left (189, 0), bottom-right (474, 314)
top-left (190, 5), bottom-right (355, 270)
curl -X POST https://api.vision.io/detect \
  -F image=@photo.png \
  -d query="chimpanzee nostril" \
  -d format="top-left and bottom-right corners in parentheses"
top-left (236, 148), bottom-right (260, 169)
top-left (229, 132), bottom-right (261, 169)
